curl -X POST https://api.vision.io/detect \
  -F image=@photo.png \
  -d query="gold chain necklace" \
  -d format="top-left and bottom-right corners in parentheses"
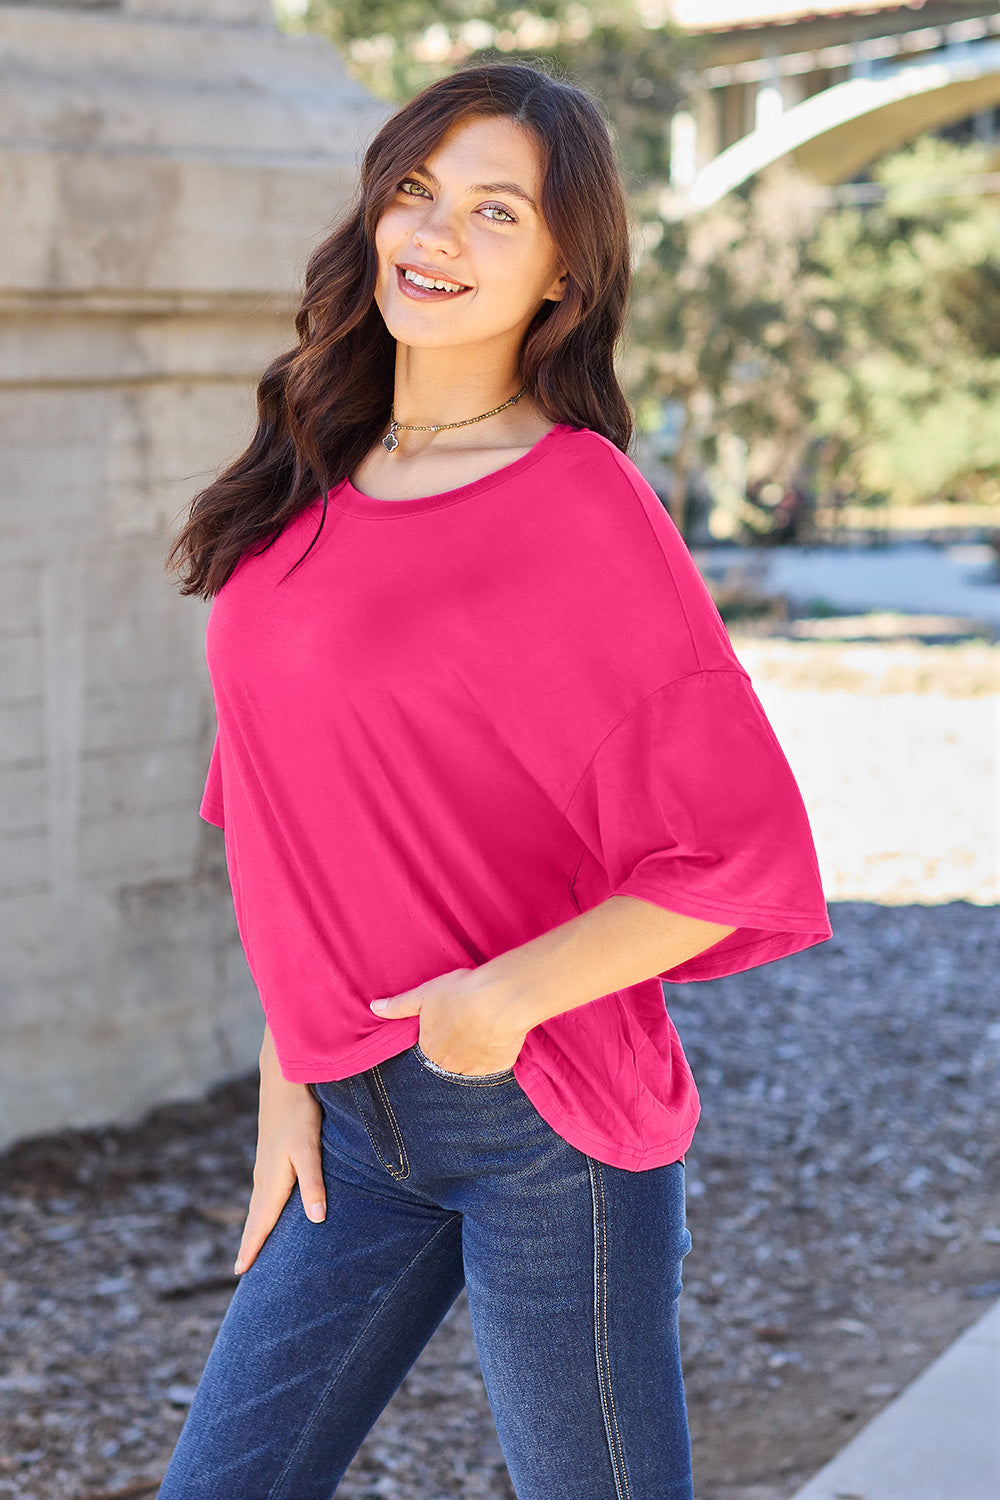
top-left (382, 386), bottom-right (527, 453)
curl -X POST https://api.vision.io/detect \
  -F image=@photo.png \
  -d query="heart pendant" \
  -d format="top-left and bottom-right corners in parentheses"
top-left (382, 430), bottom-right (399, 453)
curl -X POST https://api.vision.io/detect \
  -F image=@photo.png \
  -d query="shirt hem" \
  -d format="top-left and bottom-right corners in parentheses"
top-left (611, 874), bottom-right (832, 931)
top-left (660, 929), bottom-right (831, 983)
top-left (511, 1057), bottom-right (700, 1171)
top-left (278, 1021), bottom-right (422, 1083)
top-left (199, 798), bottom-right (225, 828)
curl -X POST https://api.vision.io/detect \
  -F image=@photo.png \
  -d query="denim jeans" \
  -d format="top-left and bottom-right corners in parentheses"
top-left (156, 1042), bottom-right (693, 1500)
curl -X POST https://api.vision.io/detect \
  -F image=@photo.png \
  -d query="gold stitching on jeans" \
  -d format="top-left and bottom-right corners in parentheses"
top-left (590, 1159), bottom-right (632, 1500)
top-left (348, 1075), bottom-right (409, 1181)
top-left (372, 1064), bottom-right (410, 1179)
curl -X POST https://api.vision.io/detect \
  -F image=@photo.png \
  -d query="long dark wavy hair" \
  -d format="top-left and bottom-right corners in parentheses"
top-left (166, 60), bottom-right (635, 599)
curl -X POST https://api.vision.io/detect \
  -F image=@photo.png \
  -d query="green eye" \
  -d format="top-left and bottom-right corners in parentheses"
top-left (396, 181), bottom-right (515, 224)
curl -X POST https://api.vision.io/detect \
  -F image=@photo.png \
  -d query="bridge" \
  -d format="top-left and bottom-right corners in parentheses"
top-left (663, 3), bottom-right (1000, 209)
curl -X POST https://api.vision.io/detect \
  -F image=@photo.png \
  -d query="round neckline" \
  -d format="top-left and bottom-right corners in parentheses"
top-left (325, 422), bottom-right (576, 518)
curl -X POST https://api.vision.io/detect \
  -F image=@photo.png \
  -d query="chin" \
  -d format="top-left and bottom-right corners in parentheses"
top-left (380, 309), bottom-right (473, 347)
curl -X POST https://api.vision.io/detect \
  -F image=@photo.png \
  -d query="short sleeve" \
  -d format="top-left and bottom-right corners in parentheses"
top-left (199, 730), bottom-right (225, 828)
top-left (563, 669), bottom-right (831, 981)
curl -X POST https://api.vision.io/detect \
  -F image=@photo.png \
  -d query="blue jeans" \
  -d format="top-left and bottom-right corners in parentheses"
top-left (156, 1043), bottom-right (693, 1500)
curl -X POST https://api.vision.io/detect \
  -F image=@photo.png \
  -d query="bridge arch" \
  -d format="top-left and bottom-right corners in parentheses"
top-left (684, 35), bottom-right (1000, 208)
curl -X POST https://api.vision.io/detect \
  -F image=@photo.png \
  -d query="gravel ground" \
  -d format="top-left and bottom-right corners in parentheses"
top-left (1, 639), bottom-right (997, 1500)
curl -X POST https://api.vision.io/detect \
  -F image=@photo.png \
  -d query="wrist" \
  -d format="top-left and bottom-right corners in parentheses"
top-left (473, 953), bottom-right (548, 1042)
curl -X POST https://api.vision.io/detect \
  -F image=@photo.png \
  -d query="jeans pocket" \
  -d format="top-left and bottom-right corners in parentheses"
top-left (411, 1042), bottom-right (516, 1087)
top-left (347, 1065), bottom-right (411, 1179)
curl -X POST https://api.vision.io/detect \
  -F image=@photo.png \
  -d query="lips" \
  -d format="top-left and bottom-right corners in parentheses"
top-left (395, 264), bottom-right (472, 300)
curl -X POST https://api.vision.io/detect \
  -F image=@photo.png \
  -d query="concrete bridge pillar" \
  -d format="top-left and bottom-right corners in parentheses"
top-left (0, 1), bottom-right (390, 1147)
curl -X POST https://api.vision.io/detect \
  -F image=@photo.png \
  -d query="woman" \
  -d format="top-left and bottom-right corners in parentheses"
top-left (160, 60), bottom-right (831, 1500)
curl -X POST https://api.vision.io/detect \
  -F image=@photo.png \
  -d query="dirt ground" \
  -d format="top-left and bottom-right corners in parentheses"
top-left (1, 639), bottom-right (997, 1500)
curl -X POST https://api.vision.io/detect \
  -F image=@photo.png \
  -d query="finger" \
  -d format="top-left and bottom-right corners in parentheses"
top-left (292, 1141), bottom-right (326, 1225)
top-left (370, 992), bottom-right (421, 1018)
top-left (234, 1164), bottom-right (295, 1275)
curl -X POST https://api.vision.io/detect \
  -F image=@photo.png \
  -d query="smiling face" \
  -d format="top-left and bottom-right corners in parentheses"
top-left (373, 114), bottom-right (568, 356)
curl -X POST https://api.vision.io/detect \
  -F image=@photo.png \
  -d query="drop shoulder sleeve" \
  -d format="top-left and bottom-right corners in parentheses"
top-left (563, 668), bottom-right (832, 982)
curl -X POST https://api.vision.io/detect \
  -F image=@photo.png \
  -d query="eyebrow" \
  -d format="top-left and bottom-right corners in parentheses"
top-left (409, 164), bottom-right (537, 210)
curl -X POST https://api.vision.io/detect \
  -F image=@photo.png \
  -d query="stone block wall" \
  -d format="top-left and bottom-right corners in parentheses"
top-left (0, 1), bottom-right (390, 1147)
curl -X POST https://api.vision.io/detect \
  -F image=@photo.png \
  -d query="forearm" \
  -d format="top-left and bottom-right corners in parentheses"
top-left (480, 895), bottom-right (736, 1038)
top-left (259, 1020), bottom-right (283, 1078)
top-left (259, 1021), bottom-right (310, 1097)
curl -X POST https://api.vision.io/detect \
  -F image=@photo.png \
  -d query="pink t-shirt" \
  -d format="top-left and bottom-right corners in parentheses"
top-left (199, 422), bottom-right (831, 1170)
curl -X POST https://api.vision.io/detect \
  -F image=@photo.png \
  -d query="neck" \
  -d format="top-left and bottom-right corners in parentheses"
top-left (390, 343), bottom-right (524, 431)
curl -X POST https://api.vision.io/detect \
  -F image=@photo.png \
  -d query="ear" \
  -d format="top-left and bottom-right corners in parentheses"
top-left (543, 269), bottom-right (569, 303)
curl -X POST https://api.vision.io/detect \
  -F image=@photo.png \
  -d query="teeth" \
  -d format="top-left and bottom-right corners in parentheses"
top-left (402, 268), bottom-right (467, 292)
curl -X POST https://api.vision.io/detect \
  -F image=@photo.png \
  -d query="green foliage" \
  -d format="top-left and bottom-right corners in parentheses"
top-left (807, 137), bottom-right (1000, 504)
top-left (298, 0), bottom-right (703, 186)
top-left (628, 163), bottom-right (838, 478)
top-left (629, 134), bottom-right (1000, 512)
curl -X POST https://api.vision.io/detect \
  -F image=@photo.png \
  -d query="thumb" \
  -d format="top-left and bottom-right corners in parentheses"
top-left (370, 990), bottom-right (422, 1019)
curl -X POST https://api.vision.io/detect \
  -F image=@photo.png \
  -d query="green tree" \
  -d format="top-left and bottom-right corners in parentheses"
top-left (627, 136), bottom-right (1000, 529)
top-left (626, 162), bottom-right (841, 533)
top-left (807, 136), bottom-right (1000, 507)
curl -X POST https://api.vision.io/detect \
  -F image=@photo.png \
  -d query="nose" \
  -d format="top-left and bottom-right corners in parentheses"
top-left (412, 197), bottom-right (463, 255)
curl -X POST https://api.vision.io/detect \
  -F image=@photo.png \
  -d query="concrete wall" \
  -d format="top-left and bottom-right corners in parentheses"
top-left (0, 1), bottom-right (391, 1148)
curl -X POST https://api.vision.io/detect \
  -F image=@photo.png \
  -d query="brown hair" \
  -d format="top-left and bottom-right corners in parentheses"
top-left (166, 60), bottom-right (634, 599)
